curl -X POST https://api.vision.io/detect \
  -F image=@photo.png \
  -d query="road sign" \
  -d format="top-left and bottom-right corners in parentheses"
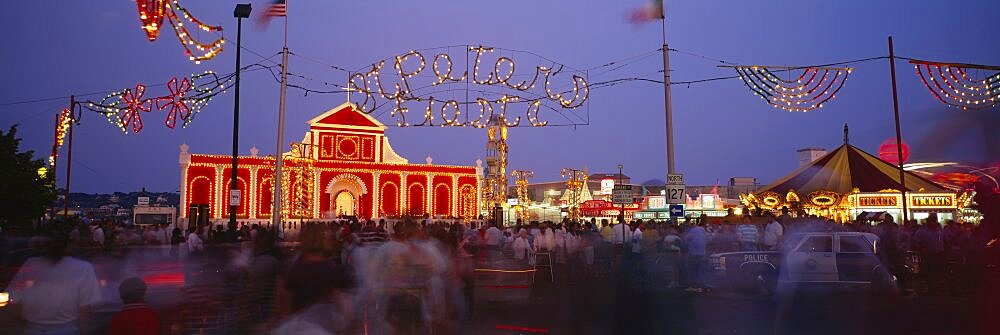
top-left (669, 204), bottom-right (684, 217)
top-left (667, 174), bottom-right (684, 185)
top-left (137, 196), bottom-right (150, 206)
top-left (612, 185), bottom-right (632, 204)
top-left (666, 186), bottom-right (685, 204)
top-left (229, 189), bottom-right (241, 207)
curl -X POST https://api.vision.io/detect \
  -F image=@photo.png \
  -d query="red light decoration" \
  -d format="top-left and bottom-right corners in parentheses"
top-left (121, 85), bottom-right (153, 133)
top-left (136, 0), bottom-right (166, 41)
top-left (729, 65), bottom-right (853, 112)
top-left (910, 59), bottom-right (1000, 110)
top-left (86, 71), bottom-right (231, 134)
top-left (878, 138), bottom-right (910, 165)
top-left (134, 0), bottom-right (224, 64)
top-left (156, 77), bottom-right (192, 129)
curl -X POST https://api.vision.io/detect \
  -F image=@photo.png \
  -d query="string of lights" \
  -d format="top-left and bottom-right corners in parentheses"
top-left (346, 45), bottom-right (590, 128)
top-left (907, 58), bottom-right (1000, 110)
top-left (136, 0), bottom-right (226, 64)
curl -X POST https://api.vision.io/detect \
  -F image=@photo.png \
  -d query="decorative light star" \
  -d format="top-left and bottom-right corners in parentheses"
top-left (156, 77), bottom-right (193, 129)
top-left (121, 85), bottom-right (153, 133)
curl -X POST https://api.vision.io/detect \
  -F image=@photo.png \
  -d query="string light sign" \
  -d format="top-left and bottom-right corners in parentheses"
top-left (910, 59), bottom-right (1000, 110)
top-left (724, 65), bottom-right (853, 112)
top-left (136, 0), bottom-right (225, 64)
top-left (85, 71), bottom-right (232, 134)
top-left (347, 45), bottom-right (590, 127)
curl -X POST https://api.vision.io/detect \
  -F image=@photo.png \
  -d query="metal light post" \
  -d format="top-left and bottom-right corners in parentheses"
top-left (229, 4), bottom-right (252, 231)
top-left (618, 164), bottom-right (626, 225)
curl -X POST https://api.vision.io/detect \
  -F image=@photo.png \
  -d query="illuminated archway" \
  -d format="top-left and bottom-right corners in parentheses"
top-left (380, 182), bottom-right (399, 217)
top-left (434, 183), bottom-right (451, 216)
top-left (189, 176), bottom-right (213, 217)
top-left (335, 191), bottom-right (356, 217)
top-left (224, 177), bottom-right (249, 217)
top-left (325, 173), bottom-right (367, 218)
top-left (407, 183), bottom-right (425, 216)
top-left (257, 177), bottom-right (273, 217)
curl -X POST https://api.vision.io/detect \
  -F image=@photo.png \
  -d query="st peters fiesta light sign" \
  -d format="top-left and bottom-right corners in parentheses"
top-left (347, 45), bottom-right (590, 128)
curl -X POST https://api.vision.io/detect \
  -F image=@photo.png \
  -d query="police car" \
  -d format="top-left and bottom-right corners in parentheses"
top-left (709, 232), bottom-right (897, 295)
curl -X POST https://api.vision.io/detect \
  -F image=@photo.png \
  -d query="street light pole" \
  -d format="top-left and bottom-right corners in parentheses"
top-left (229, 4), bottom-right (252, 232)
top-left (618, 163), bottom-right (626, 222)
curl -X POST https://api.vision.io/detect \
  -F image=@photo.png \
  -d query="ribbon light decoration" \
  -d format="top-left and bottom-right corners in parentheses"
top-left (86, 71), bottom-right (231, 134)
top-left (910, 59), bottom-right (1000, 111)
top-left (347, 45), bottom-right (590, 127)
top-left (727, 65), bottom-right (853, 112)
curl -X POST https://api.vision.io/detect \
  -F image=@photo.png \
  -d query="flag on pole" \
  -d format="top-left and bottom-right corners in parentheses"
top-left (258, 0), bottom-right (286, 25)
top-left (629, 0), bottom-right (664, 24)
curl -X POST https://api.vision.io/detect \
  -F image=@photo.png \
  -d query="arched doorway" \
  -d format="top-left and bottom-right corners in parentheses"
top-left (335, 191), bottom-right (356, 216)
top-left (434, 183), bottom-right (451, 217)
top-left (325, 174), bottom-right (368, 218)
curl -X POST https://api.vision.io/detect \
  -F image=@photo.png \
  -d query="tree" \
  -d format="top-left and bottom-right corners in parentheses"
top-left (0, 125), bottom-right (56, 230)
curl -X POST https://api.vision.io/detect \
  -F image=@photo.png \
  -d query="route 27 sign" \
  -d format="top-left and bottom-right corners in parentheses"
top-left (666, 174), bottom-right (685, 205)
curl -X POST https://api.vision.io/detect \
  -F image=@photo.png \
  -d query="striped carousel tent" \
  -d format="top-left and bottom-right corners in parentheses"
top-left (758, 143), bottom-right (948, 195)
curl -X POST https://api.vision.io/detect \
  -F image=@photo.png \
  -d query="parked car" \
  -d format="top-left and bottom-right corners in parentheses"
top-left (709, 232), bottom-right (898, 295)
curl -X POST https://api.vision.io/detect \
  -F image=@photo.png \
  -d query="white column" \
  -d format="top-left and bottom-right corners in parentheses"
top-left (249, 166), bottom-right (259, 219)
top-left (451, 176), bottom-right (459, 217)
top-left (179, 144), bottom-right (191, 218)
top-left (214, 165), bottom-right (225, 220)
top-left (313, 168), bottom-right (321, 219)
top-left (400, 172), bottom-right (408, 214)
top-left (372, 172), bottom-right (381, 219)
top-left (427, 173), bottom-right (435, 215)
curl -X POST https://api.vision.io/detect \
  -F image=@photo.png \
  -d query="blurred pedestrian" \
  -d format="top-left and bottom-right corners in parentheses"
top-left (7, 230), bottom-right (102, 335)
top-left (108, 277), bottom-right (161, 335)
top-left (763, 215), bottom-right (784, 251)
top-left (914, 214), bottom-right (947, 296)
top-left (684, 221), bottom-right (708, 292)
top-left (737, 220), bottom-right (760, 251)
top-left (187, 227), bottom-right (204, 253)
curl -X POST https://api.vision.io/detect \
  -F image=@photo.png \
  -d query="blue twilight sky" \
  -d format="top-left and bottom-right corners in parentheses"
top-left (1, 1), bottom-right (998, 193)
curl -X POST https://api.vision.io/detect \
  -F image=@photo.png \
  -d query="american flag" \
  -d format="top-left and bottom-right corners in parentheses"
top-left (629, 0), bottom-right (664, 24)
top-left (265, 0), bottom-right (286, 17)
top-left (258, 0), bottom-right (286, 25)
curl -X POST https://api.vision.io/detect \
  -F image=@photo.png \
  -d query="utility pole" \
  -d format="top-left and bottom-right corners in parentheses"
top-left (887, 36), bottom-right (909, 224)
top-left (64, 95), bottom-right (76, 218)
top-left (272, 0), bottom-right (291, 237)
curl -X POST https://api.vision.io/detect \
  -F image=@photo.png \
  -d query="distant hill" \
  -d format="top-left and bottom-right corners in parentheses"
top-left (59, 191), bottom-right (180, 209)
top-left (641, 179), bottom-right (665, 186)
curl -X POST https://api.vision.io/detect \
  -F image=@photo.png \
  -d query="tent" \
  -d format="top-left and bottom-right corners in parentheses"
top-left (758, 143), bottom-right (947, 195)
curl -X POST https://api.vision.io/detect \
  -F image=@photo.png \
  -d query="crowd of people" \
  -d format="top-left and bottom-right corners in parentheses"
top-left (3, 181), bottom-right (999, 334)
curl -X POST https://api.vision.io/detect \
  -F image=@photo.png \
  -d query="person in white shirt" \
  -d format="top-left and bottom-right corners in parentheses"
top-left (8, 232), bottom-right (103, 334)
top-left (631, 224), bottom-right (644, 256)
top-left (534, 226), bottom-right (555, 252)
top-left (484, 224), bottom-right (502, 248)
top-left (187, 227), bottom-right (204, 253)
top-left (763, 218), bottom-right (784, 250)
top-left (611, 222), bottom-right (633, 246)
top-left (92, 226), bottom-right (105, 247)
top-left (512, 229), bottom-right (532, 261)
